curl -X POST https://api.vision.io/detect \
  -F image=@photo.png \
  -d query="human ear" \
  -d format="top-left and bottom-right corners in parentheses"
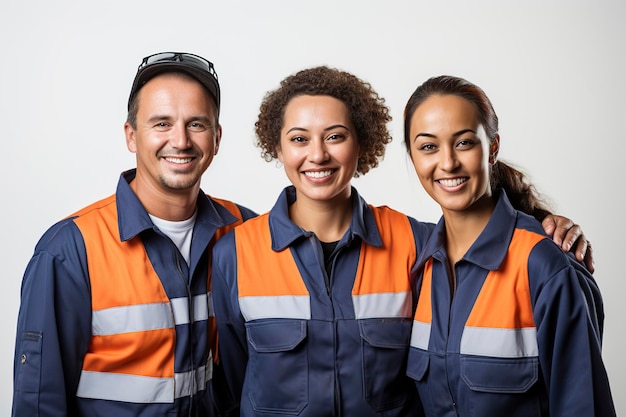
top-left (124, 122), bottom-right (137, 153)
top-left (214, 125), bottom-right (222, 155)
top-left (276, 144), bottom-right (284, 163)
top-left (489, 134), bottom-right (500, 164)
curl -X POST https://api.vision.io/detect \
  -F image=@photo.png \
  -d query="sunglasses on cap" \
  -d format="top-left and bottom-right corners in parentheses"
top-left (138, 52), bottom-right (219, 81)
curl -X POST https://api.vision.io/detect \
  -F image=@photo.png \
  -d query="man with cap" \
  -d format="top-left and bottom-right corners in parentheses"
top-left (11, 52), bottom-right (256, 417)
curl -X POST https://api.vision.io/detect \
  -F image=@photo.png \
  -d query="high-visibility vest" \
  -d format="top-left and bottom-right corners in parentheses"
top-left (226, 204), bottom-right (421, 416)
top-left (73, 195), bottom-right (243, 404)
top-left (411, 228), bottom-right (544, 358)
top-left (235, 205), bottom-right (417, 322)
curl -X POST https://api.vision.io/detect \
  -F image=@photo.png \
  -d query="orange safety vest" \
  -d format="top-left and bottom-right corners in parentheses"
top-left (235, 205), bottom-right (417, 322)
top-left (72, 195), bottom-right (243, 403)
top-left (411, 228), bottom-right (544, 358)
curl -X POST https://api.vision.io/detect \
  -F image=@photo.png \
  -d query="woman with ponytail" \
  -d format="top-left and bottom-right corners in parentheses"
top-left (403, 75), bottom-right (615, 417)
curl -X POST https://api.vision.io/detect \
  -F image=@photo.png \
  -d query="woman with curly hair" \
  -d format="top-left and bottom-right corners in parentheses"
top-left (211, 66), bottom-right (592, 417)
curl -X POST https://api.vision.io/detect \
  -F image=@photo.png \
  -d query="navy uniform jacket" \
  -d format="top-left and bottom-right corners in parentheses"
top-left (212, 186), bottom-right (434, 417)
top-left (12, 169), bottom-right (256, 417)
top-left (407, 190), bottom-right (615, 417)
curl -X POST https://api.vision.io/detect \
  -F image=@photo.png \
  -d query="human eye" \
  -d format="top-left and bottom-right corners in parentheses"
top-left (188, 121), bottom-right (208, 131)
top-left (290, 135), bottom-right (307, 143)
top-left (154, 121), bottom-right (171, 130)
top-left (418, 142), bottom-right (437, 152)
top-left (326, 133), bottom-right (346, 142)
top-left (456, 138), bottom-right (478, 149)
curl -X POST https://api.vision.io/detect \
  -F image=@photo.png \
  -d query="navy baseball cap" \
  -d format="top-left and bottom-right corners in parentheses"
top-left (128, 52), bottom-right (220, 114)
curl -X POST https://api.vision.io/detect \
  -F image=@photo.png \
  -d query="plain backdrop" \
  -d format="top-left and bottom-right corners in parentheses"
top-left (2, 0), bottom-right (624, 414)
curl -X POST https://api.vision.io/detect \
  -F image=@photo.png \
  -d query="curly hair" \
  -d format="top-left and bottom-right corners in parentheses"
top-left (255, 66), bottom-right (392, 177)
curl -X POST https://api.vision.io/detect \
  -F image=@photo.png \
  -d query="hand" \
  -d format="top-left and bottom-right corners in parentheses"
top-left (542, 215), bottom-right (594, 273)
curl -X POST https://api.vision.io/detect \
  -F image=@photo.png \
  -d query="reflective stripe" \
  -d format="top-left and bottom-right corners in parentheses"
top-left (92, 302), bottom-right (173, 336)
top-left (239, 295), bottom-right (311, 321)
top-left (410, 320), bottom-right (431, 350)
top-left (352, 291), bottom-right (412, 319)
top-left (460, 326), bottom-right (538, 358)
top-left (175, 357), bottom-right (213, 398)
top-left (77, 358), bottom-right (213, 403)
top-left (171, 294), bottom-right (211, 325)
top-left (92, 294), bottom-right (213, 336)
top-left (171, 297), bottom-right (189, 325)
top-left (77, 371), bottom-right (174, 403)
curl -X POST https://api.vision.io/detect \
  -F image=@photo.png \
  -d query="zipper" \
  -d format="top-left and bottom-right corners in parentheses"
top-left (328, 239), bottom-right (343, 416)
top-left (173, 242), bottom-right (196, 417)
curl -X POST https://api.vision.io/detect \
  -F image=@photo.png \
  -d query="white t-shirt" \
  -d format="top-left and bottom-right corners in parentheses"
top-left (149, 211), bottom-right (197, 266)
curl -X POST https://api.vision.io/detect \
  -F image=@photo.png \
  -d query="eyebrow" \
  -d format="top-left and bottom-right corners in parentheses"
top-left (189, 116), bottom-right (214, 125)
top-left (147, 115), bottom-right (172, 124)
top-left (414, 128), bottom-right (476, 141)
top-left (147, 115), bottom-right (214, 125)
top-left (286, 124), bottom-right (351, 134)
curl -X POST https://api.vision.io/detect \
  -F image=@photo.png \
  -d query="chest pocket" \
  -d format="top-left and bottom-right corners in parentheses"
top-left (245, 319), bottom-right (308, 414)
top-left (459, 356), bottom-right (542, 417)
top-left (361, 318), bottom-right (414, 411)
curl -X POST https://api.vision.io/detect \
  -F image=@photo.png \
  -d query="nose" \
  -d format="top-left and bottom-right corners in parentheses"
top-left (439, 146), bottom-right (459, 172)
top-left (309, 138), bottom-right (329, 163)
top-left (169, 123), bottom-right (192, 149)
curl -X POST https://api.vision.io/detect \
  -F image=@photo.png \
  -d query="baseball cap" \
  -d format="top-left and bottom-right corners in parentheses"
top-left (128, 52), bottom-right (220, 114)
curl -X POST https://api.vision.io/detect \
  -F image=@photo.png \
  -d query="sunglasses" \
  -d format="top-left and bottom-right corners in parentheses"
top-left (138, 52), bottom-right (218, 80)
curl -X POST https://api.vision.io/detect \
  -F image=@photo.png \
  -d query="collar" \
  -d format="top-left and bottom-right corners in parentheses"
top-left (267, 185), bottom-right (384, 251)
top-left (116, 169), bottom-right (239, 242)
top-left (419, 190), bottom-right (518, 271)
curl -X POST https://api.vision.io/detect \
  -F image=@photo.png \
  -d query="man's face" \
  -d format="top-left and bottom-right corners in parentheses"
top-left (124, 72), bottom-right (221, 198)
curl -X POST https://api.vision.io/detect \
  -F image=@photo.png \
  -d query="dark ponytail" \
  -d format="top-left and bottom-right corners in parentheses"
top-left (403, 75), bottom-right (552, 220)
top-left (491, 160), bottom-right (552, 222)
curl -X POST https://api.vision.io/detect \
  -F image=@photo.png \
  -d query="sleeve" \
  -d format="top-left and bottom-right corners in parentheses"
top-left (211, 231), bottom-right (249, 417)
top-left (529, 241), bottom-right (616, 417)
top-left (566, 253), bottom-right (605, 342)
top-left (12, 221), bottom-right (93, 417)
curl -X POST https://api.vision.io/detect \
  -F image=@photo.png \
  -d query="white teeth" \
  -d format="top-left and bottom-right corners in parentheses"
top-left (438, 178), bottom-right (467, 187)
top-left (165, 157), bottom-right (193, 164)
top-left (305, 170), bottom-right (333, 178)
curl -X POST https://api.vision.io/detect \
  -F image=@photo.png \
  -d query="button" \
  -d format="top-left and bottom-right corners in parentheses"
top-left (21, 354), bottom-right (26, 364)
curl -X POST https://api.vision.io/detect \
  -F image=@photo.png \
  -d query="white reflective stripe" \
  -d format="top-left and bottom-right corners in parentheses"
top-left (352, 291), bottom-right (412, 319)
top-left (410, 320), bottom-right (431, 350)
top-left (92, 302), bottom-right (173, 336)
top-left (77, 371), bottom-right (174, 403)
top-left (461, 326), bottom-right (538, 358)
top-left (175, 355), bottom-right (213, 398)
top-left (194, 293), bottom-right (209, 321)
top-left (93, 295), bottom-right (211, 336)
top-left (77, 358), bottom-right (213, 403)
top-left (170, 294), bottom-right (210, 325)
top-left (239, 295), bottom-right (311, 321)
top-left (171, 297), bottom-right (189, 325)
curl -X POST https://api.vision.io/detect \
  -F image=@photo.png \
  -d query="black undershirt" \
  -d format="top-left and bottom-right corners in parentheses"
top-left (320, 240), bottom-right (339, 280)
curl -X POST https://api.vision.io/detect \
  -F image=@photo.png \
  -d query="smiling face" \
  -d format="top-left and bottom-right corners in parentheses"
top-left (408, 94), bottom-right (499, 215)
top-left (124, 72), bottom-right (221, 199)
top-left (277, 95), bottom-right (360, 206)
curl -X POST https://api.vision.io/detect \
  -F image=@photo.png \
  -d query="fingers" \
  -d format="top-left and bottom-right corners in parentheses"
top-left (561, 224), bottom-right (583, 253)
top-left (545, 215), bottom-right (577, 248)
top-left (583, 241), bottom-right (595, 273)
top-left (541, 216), bottom-right (557, 240)
top-left (569, 231), bottom-right (595, 273)
top-left (540, 215), bottom-right (594, 272)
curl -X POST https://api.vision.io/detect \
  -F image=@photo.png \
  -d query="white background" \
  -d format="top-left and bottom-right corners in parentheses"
top-left (1, 0), bottom-right (624, 414)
